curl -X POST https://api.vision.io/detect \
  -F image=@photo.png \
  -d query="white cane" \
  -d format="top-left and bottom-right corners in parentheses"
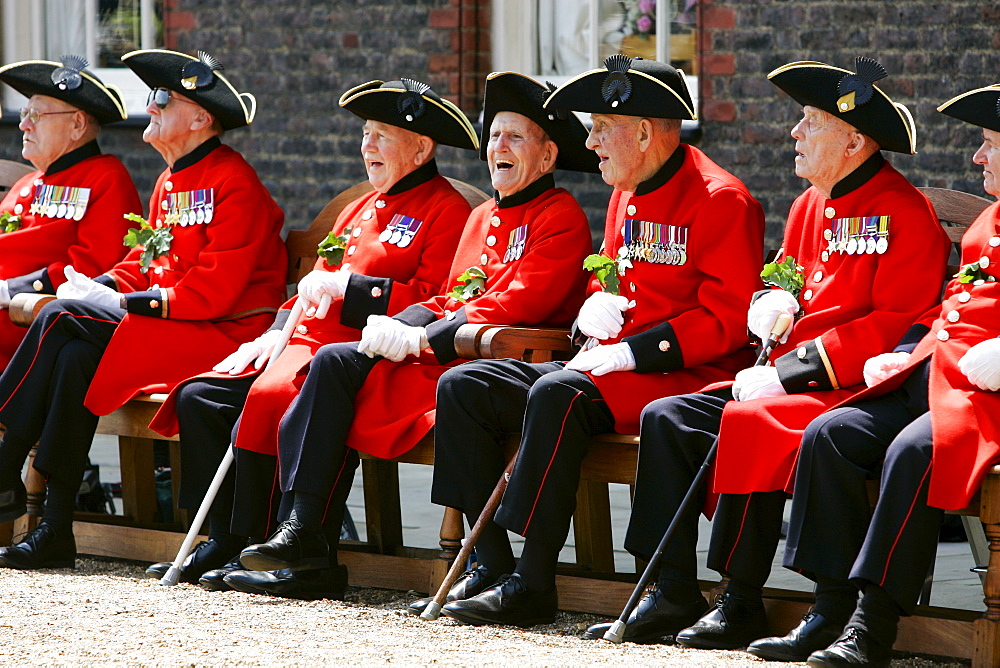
top-left (159, 295), bottom-right (322, 585)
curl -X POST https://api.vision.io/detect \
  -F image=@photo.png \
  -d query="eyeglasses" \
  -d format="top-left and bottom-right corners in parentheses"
top-left (147, 87), bottom-right (198, 110)
top-left (19, 107), bottom-right (78, 124)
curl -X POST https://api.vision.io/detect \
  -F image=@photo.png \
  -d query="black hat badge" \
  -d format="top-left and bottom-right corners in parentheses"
top-left (543, 81), bottom-right (569, 122)
top-left (181, 50), bottom-right (223, 90)
top-left (51, 54), bottom-right (90, 91)
top-left (836, 56), bottom-right (887, 113)
top-left (397, 78), bottom-right (430, 123)
top-left (601, 54), bottom-right (635, 109)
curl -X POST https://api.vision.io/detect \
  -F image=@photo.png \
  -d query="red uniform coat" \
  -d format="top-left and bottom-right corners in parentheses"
top-left (345, 177), bottom-right (592, 460)
top-left (587, 144), bottom-right (765, 433)
top-left (0, 145), bottom-right (140, 368)
top-left (149, 166), bottom-right (471, 451)
top-left (839, 201), bottom-right (1000, 510)
top-left (82, 140), bottom-right (287, 416)
top-left (712, 157), bottom-right (951, 495)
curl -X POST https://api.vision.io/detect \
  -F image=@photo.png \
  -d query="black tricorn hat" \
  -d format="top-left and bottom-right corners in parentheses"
top-left (0, 56), bottom-right (127, 124)
top-left (543, 55), bottom-right (696, 120)
top-left (768, 57), bottom-right (916, 154)
top-left (121, 49), bottom-right (255, 130)
top-left (481, 72), bottom-right (599, 174)
top-left (938, 84), bottom-right (1000, 133)
top-left (339, 79), bottom-right (478, 151)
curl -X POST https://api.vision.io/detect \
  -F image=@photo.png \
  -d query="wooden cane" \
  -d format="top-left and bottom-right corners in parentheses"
top-left (159, 295), bottom-right (323, 585)
top-left (420, 455), bottom-right (517, 620)
top-left (603, 313), bottom-right (792, 642)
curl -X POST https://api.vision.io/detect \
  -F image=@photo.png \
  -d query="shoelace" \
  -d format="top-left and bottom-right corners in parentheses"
top-left (11, 523), bottom-right (56, 547)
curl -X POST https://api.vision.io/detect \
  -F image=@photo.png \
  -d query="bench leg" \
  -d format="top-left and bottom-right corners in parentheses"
top-left (118, 436), bottom-right (158, 524)
top-left (167, 441), bottom-right (188, 527)
top-left (572, 480), bottom-right (615, 572)
top-left (974, 476), bottom-right (1000, 668)
top-left (361, 458), bottom-right (403, 555)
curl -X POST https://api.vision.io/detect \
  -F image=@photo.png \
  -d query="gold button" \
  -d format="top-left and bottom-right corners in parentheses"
top-left (371, 287), bottom-right (382, 298)
top-left (296, 324), bottom-right (308, 335)
top-left (821, 251), bottom-right (829, 262)
top-left (33, 179), bottom-right (43, 186)
top-left (958, 292), bottom-right (971, 303)
top-left (626, 204), bottom-right (637, 216)
top-left (375, 200), bottom-right (386, 208)
top-left (486, 235), bottom-right (497, 247)
top-left (490, 216), bottom-right (501, 227)
top-left (32, 280), bottom-right (43, 291)
top-left (149, 299), bottom-right (160, 309)
top-left (803, 289), bottom-right (813, 300)
top-left (630, 282), bottom-right (637, 292)
top-left (937, 329), bottom-right (950, 341)
top-left (164, 181), bottom-right (173, 191)
top-left (797, 346), bottom-right (808, 359)
top-left (154, 266), bottom-right (164, 275)
top-left (480, 254), bottom-right (488, 265)
top-left (161, 200), bottom-right (169, 210)
top-left (658, 340), bottom-right (671, 352)
top-left (353, 227), bottom-right (362, 237)
top-left (13, 203), bottom-right (23, 215)
top-left (947, 310), bottom-right (960, 323)
top-left (445, 310), bottom-right (456, 320)
top-left (824, 206), bottom-right (835, 218)
top-left (342, 263), bottom-right (351, 270)
top-left (362, 210), bottom-right (373, 220)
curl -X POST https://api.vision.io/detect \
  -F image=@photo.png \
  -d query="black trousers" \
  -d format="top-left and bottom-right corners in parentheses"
top-left (431, 358), bottom-right (614, 548)
top-left (0, 299), bottom-right (121, 489)
top-left (784, 362), bottom-right (938, 614)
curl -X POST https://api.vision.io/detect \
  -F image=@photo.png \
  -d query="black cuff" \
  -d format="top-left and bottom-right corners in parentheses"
top-left (340, 273), bottom-right (393, 330)
top-left (893, 324), bottom-right (930, 353)
top-left (123, 289), bottom-right (167, 318)
top-left (624, 321), bottom-right (684, 372)
top-left (268, 309), bottom-right (290, 332)
top-left (94, 274), bottom-right (117, 289)
top-left (394, 304), bottom-right (438, 328)
top-left (6, 268), bottom-right (53, 297)
top-left (775, 340), bottom-right (834, 393)
top-left (424, 306), bottom-right (468, 364)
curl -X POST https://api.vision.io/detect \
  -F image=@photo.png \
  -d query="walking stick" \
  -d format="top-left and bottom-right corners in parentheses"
top-left (603, 313), bottom-right (792, 642)
top-left (420, 456), bottom-right (517, 620)
top-left (159, 295), bottom-right (321, 585)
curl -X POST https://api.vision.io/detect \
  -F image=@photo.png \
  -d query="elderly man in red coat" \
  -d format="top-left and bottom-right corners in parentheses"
top-left (429, 56), bottom-right (766, 628)
top-left (220, 71), bottom-right (597, 600)
top-left (0, 56), bottom-right (140, 369)
top-left (593, 57), bottom-right (950, 650)
top-left (141, 78), bottom-right (478, 587)
top-left (0, 49), bottom-right (286, 570)
top-left (745, 85), bottom-right (1000, 667)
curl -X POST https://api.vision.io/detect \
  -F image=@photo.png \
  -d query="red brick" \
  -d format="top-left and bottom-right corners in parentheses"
top-left (702, 54), bottom-right (734, 75)
top-left (166, 10), bottom-right (196, 31)
top-left (702, 7), bottom-right (735, 29)
top-left (704, 100), bottom-right (736, 122)
top-left (430, 8), bottom-right (460, 28)
top-left (698, 30), bottom-right (713, 51)
top-left (342, 33), bottom-right (359, 49)
top-left (429, 53), bottom-right (460, 72)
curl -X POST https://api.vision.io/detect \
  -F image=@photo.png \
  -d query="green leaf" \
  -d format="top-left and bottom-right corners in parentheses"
top-left (0, 212), bottom-right (21, 234)
top-left (317, 227), bottom-right (352, 265)
top-left (760, 256), bottom-right (805, 297)
top-left (583, 253), bottom-right (622, 295)
top-left (122, 213), bottom-right (173, 273)
top-left (956, 262), bottom-right (989, 284)
top-left (448, 266), bottom-right (489, 303)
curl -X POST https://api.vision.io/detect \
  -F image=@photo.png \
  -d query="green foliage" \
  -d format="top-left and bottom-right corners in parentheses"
top-left (583, 253), bottom-right (621, 295)
top-left (956, 261), bottom-right (990, 284)
top-left (0, 212), bottom-right (21, 233)
top-left (317, 227), bottom-right (352, 265)
top-left (122, 213), bottom-right (173, 273)
top-left (448, 266), bottom-right (487, 303)
top-left (760, 256), bottom-right (805, 297)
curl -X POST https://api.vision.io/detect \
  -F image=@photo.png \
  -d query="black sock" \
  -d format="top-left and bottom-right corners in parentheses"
top-left (469, 518), bottom-right (515, 577)
top-left (725, 576), bottom-right (762, 602)
top-left (41, 480), bottom-right (76, 535)
top-left (287, 490), bottom-right (325, 530)
top-left (514, 537), bottom-right (560, 592)
top-left (657, 572), bottom-right (704, 605)
top-left (0, 432), bottom-right (33, 490)
top-left (851, 584), bottom-right (902, 649)
top-left (813, 575), bottom-right (857, 626)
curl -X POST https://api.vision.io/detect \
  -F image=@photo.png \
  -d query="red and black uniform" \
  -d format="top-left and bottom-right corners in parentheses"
top-left (431, 145), bottom-right (764, 560)
top-left (623, 154), bottom-right (950, 598)
top-left (0, 141), bottom-right (140, 369)
top-left (785, 201), bottom-right (1000, 613)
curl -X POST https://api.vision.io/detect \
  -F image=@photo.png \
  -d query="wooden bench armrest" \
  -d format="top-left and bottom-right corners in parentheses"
top-left (455, 323), bottom-right (573, 361)
top-left (9, 293), bottom-right (57, 327)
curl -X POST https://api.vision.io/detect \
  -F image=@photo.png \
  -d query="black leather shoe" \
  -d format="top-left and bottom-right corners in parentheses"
top-left (582, 586), bottom-right (709, 643)
top-left (238, 520), bottom-right (329, 572)
top-left (807, 626), bottom-right (892, 667)
top-left (224, 564), bottom-right (348, 600)
top-left (144, 539), bottom-right (236, 584)
top-left (0, 482), bottom-right (27, 523)
top-left (675, 591), bottom-right (769, 650)
top-left (408, 565), bottom-right (495, 616)
top-left (747, 610), bottom-right (843, 661)
top-left (442, 573), bottom-right (557, 627)
top-left (199, 555), bottom-right (246, 592)
top-left (0, 522), bottom-right (76, 569)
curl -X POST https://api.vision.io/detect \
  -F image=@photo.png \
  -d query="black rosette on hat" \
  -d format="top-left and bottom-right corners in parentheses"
top-left (543, 55), bottom-right (696, 120)
top-left (768, 56), bottom-right (916, 154)
top-left (339, 78), bottom-right (478, 151)
top-left (0, 55), bottom-right (127, 124)
top-left (480, 72), bottom-right (598, 173)
top-left (938, 84), bottom-right (1000, 133)
top-left (121, 49), bottom-right (256, 130)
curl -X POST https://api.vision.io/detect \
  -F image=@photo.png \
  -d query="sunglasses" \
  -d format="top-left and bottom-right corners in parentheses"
top-left (19, 107), bottom-right (77, 124)
top-left (147, 87), bottom-right (198, 110)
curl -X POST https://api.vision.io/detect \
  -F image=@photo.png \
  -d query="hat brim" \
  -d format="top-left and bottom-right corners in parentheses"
top-left (938, 85), bottom-right (1000, 134)
top-left (121, 49), bottom-right (255, 130)
top-left (0, 60), bottom-right (126, 124)
top-left (339, 81), bottom-right (478, 151)
top-left (544, 61), bottom-right (696, 120)
top-left (768, 61), bottom-right (916, 154)
top-left (480, 72), bottom-right (598, 174)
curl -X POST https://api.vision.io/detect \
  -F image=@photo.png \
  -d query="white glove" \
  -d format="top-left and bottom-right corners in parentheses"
top-left (732, 365), bottom-right (788, 402)
top-left (357, 314), bottom-right (426, 362)
top-left (863, 352), bottom-right (911, 388)
top-left (56, 266), bottom-right (121, 309)
top-left (959, 338), bottom-right (1000, 392)
top-left (297, 269), bottom-right (350, 318)
top-left (577, 292), bottom-right (633, 340)
top-left (0, 280), bottom-right (9, 309)
top-left (565, 342), bottom-right (636, 376)
top-left (212, 328), bottom-right (283, 375)
top-left (747, 289), bottom-right (799, 344)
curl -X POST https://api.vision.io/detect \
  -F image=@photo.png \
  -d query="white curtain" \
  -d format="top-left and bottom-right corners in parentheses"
top-left (43, 0), bottom-right (88, 61)
top-left (536, 0), bottom-right (626, 76)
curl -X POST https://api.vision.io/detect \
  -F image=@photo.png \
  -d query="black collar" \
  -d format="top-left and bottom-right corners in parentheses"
top-left (384, 159), bottom-right (439, 196)
top-left (494, 173), bottom-right (555, 209)
top-left (45, 140), bottom-right (101, 176)
top-left (172, 136), bottom-right (223, 173)
top-left (830, 152), bottom-right (886, 199)
top-left (634, 145), bottom-right (686, 196)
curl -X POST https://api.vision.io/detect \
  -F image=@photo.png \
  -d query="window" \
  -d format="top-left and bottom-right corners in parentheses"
top-left (492, 0), bottom-right (699, 128)
top-left (1, 0), bottom-right (164, 116)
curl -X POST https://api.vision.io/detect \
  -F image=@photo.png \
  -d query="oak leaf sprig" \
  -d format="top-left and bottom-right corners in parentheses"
top-left (955, 261), bottom-right (995, 284)
top-left (760, 256), bottom-right (805, 297)
top-left (0, 212), bottom-right (21, 233)
top-left (123, 213), bottom-right (174, 273)
top-left (448, 266), bottom-right (487, 303)
top-left (317, 227), bottom-right (353, 265)
top-left (583, 253), bottom-right (630, 295)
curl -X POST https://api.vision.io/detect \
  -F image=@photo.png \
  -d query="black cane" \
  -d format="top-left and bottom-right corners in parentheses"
top-left (603, 313), bottom-right (792, 643)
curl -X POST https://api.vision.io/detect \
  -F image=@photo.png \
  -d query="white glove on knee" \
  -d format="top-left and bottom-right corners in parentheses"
top-left (0, 280), bottom-right (9, 309)
top-left (565, 342), bottom-right (636, 376)
top-left (732, 365), bottom-right (787, 401)
top-left (862, 352), bottom-right (911, 387)
top-left (213, 328), bottom-right (284, 375)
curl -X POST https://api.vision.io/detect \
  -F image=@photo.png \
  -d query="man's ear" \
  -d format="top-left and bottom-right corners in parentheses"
top-left (414, 135), bottom-right (435, 165)
top-left (190, 108), bottom-right (216, 132)
top-left (68, 110), bottom-right (89, 141)
top-left (636, 118), bottom-right (654, 153)
top-left (845, 130), bottom-right (869, 158)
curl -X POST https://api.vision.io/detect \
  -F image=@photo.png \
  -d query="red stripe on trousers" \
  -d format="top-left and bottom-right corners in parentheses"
top-left (521, 389), bottom-right (584, 535)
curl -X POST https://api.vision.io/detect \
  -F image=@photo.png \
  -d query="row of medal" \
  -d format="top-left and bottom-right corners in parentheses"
top-left (503, 223), bottom-right (528, 262)
top-left (162, 188), bottom-right (215, 226)
top-left (29, 184), bottom-right (91, 221)
top-left (378, 214), bottom-right (424, 248)
top-left (618, 218), bottom-right (689, 265)
top-left (825, 215), bottom-right (890, 255)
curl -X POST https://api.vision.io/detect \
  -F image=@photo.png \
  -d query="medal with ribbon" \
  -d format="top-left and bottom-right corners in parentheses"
top-left (379, 214), bottom-right (424, 248)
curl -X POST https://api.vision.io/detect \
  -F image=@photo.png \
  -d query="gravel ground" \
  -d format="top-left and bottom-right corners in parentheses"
top-left (0, 557), bottom-right (969, 666)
